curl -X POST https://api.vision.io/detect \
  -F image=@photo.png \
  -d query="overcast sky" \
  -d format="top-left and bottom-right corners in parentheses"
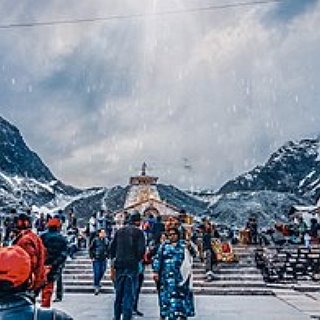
top-left (0, 0), bottom-right (319, 191)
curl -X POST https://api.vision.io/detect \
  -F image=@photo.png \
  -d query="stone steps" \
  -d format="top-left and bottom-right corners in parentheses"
top-left (64, 285), bottom-right (273, 296)
top-left (63, 279), bottom-right (267, 288)
top-left (64, 265), bottom-right (206, 273)
top-left (62, 245), bottom-right (273, 295)
top-left (63, 267), bottom-right (262, 280)
top-left (63, 272), bottom-right (262, 281)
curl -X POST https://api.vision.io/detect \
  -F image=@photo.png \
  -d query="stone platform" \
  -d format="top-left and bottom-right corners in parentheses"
top-left (55, 292), bottom-right (320, 320)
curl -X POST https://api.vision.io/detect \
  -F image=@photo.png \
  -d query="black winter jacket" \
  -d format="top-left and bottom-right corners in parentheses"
top-left (0, 294), bottom-right (73, 320)
top-left (89, 237), bottom-right (109, 260)
top-left (110, 225), bottom-right (145, 272)
top-left (40, 230), bottom-right (68, 281)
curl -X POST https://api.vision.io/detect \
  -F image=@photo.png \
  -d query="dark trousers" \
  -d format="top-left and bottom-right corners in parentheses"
top-left (68, 245), bottom-right (77, 258)
top-left (114, 268), bottom-right (138, 320)
top-left (93, 260), bottom-right (107, 288)
top-left (56, 272), bottom-right (63, 300)
top-left (205, 249), bottom-right (213, 273)
top-left (133, 272), bottom-right (144, 311)
top-left (89, 232), bottom-right (96, 245)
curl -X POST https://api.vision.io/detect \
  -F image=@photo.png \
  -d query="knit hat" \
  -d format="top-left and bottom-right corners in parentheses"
top-left (130, 211), bottom-right (142, 223)
top-left (0, 246), bottom-right (31, 288)
top-left (47, 217), bottom-right (61, 228)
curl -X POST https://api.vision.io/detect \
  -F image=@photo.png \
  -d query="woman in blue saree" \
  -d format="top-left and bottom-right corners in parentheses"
top-left (152, 227), bottom-right (196, 320)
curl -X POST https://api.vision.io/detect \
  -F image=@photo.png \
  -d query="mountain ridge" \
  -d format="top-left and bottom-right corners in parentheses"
top-left (0, 115), bottom-right (318, 227)
top-left (0, 116), bottom-right (54, 181)
top-left (217, 138), bottom-right (320, 201)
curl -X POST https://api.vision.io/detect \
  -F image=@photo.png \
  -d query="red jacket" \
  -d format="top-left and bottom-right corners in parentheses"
top-left (13, 229), bottom-right (47, 291)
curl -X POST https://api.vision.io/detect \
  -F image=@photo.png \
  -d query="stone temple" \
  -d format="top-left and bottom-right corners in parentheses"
top-left (117, 162), bottom-right (182, 218)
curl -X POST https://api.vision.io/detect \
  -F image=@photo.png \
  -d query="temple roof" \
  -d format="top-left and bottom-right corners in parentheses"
top-left (129, 162), bottom-right (158, 185)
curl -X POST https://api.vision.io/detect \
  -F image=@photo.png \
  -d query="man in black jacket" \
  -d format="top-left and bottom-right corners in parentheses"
top-left (151, 215), bottom-right (165, 245)
top-left (89, 228), bottom-right (109, 295)
top-left (110, 211), bottom-right (146, 320)
top-left (40, 218), bottom-right (68, 307)
top-left (203, 222), bottom-right (219, 281)
top-left (0, 245), bottom-right (73, 320)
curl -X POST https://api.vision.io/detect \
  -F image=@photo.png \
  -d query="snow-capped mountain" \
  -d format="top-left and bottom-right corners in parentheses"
top-left (0, 115), bottom-right (318, 227)
top-left (0, 116), bottom-right (206, 223)
top-left (217, 138), bottom-right (320, 201)
top-left (196, 138), bottom-right (320, 227)
top-left (64, 185), bottom-right (129, 222)
top-left (202, 190), bottom-right (306, 227)
top-left (66, 184), bottom-right (209, 222)
top-left (157, 184), bottom-right (208, 214)
top-left (0, 116), bottom-right (85, 210)
top-left (0, 116), bottom-right (54, 181)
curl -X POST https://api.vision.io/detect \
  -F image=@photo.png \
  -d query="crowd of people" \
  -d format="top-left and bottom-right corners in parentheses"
top-left (241, 214), bottom-right (320, 247)
top-left (0, 207), bottom-right (202, 320)
top-left (0, 209), bottom-right (73, 319)
top-left (0, 206), bottom-right (225, 320)
top-left (1, 205), bottom-right (320, 320)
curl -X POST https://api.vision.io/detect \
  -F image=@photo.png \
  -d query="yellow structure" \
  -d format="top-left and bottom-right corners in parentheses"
top-left (117, 163), bottom-right (182, 218)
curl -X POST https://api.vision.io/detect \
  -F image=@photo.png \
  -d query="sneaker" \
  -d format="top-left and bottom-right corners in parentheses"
top-left (94, 288), bottom-right (100, 295)
top-left (53, 298), bottom-right (62, 302)
top-left (133, 310), bottom-right (144, 316)
top-left (205, 271), bottom-right (215, 282)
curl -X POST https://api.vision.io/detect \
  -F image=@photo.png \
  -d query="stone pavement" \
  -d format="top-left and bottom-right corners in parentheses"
top-left (273, 289), bottom-right (320, 319)
top-left (55, 292), bottom-right (320, 320)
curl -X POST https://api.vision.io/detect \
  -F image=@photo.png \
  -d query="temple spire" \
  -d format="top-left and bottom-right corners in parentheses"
top-left (129, 162), bottom-right (158, 186)
top-left (141, 162), bottom-right (147, 176)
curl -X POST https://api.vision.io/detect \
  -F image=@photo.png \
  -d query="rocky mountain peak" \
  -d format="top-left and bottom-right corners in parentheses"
top-left (217, 137), bottom-right (320, 201)
top-left (0, 116), bottom-right (54, 182)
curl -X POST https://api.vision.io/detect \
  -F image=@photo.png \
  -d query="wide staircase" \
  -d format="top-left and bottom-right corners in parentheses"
top-left (63, 245), bottom-right (273, 295)
top-left (255, 245), bottom-right (320, 288)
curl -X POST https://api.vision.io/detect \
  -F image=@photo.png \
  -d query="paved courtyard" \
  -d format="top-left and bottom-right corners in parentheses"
top-left (55, 292), bottom-right (320, 320)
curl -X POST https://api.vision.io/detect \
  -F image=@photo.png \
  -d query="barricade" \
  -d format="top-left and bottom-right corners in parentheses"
top-left (255, 245), bottom-right (320, 282)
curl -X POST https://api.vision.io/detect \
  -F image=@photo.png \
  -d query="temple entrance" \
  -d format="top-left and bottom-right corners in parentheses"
top-left (143, 206), bottom-right (160, 217)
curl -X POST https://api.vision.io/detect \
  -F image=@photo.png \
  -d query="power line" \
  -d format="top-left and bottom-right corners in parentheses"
top-left (0, 0), bottom-right (285, 30)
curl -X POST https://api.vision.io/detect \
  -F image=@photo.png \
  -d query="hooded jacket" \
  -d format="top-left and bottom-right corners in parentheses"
top-left (13, 230), bottom-right (47, 291)
top-left (0, 293), bottom-right (73, 320)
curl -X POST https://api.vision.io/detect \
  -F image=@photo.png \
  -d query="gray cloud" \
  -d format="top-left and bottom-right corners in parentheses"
top-left (0, 0), bottom-right (320, 190)
top-left (266, 0), bottom-right (319, 23)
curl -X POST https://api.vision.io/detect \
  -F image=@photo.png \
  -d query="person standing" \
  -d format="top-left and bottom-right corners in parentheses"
top-left (40, 217), bottom-right (68, 307)
top-left (67, 209), bottom-right (77, 230)
top-left (297, 216), bottom-right (308, 244)
top-left (57, 209), bottom-right (67, 235)
top-left (3, 209), bottom-right (16, 246)
top-left (202, 222), bottom-right (216, 281)
top-left (12, 213), bottom-right (47, 294)
top-left (66, 229), bottom-right (78, 259)
top-left (104, 213), bottom-right (113, 240)
top-left (310, 217), bottom-right (320, 244)
top-left (0, 245), bottom-right (73, 320)
top-left (34, 212), bottom-right (47, 235)
top-left (151, 215), bottom-right (165, 245)
top-left (88, 213), bottom-right (97, 245)
top-left (110, 211), bottom-right (146, 320)
top-left (89, 228), bottom-right (109, 295)
top-left (96, 210), bottom-right (105, 230)
top-left (153, 227), bottom-right (196, 320)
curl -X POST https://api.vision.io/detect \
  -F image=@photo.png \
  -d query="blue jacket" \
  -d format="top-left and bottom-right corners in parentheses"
top-left (0, 294), bottom-right (73, 320)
